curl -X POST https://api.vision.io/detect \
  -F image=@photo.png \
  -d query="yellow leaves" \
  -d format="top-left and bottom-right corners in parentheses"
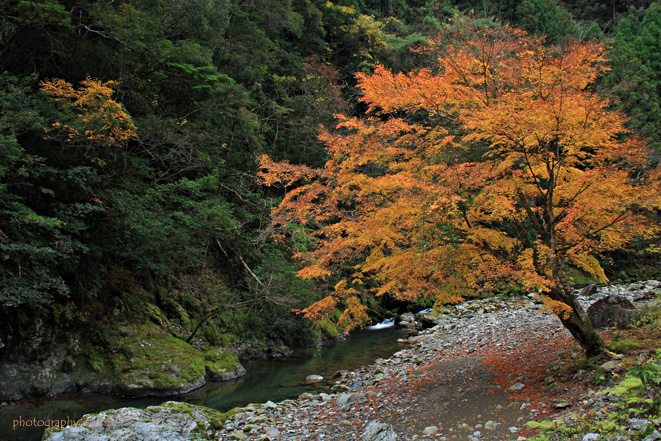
top-left (296, 265), bottom-right (332, 280)
top-left (357, 64), bottom-right (463, 116)
top-left (337, 296), bottom-right (370, 333)
top-left (569, 254), bottom-right (608, 284)
top-left (466, 227), bottom-right (516, 253)
top-left (539, 295), bottom-right (574, 320)
top-left (40, 77), bottom-right (136, 149)
top-left (298, 279), bottom-right (369, 334)
top-left (299, 295), bottom-right (338, 320)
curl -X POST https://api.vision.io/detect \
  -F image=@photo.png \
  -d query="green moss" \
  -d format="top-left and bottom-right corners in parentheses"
top-left (173, 303), bottom-right (192, 330)
top-left (161, 401), bottom-right (225, 428)
top-left (220, 333), bottom-right (238, 345)
top-left (108, 323), bottom-right (206, 392)
top-left (566, 267), bottom-right (597, 286)
top-left (204, 348), bottom-right (240, 370)
top-left (605, 339), bottom-right (644, 354)
top-left (201, 322), bottom-right (223, 345)
top-left (86, 349), bottom-right (108, 374)
top-left (144, 303), bottom-right (170, 327)
top-left (318, 317), bottom-right (340, 338)
top-left (42, 425), bottom-right (63, 439)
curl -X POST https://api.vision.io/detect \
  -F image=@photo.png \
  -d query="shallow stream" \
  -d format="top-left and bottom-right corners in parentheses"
top-left (0, 324), bottom-right (407, 441)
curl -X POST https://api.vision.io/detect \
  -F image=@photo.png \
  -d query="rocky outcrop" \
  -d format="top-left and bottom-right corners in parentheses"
top-left (586, 295), bottom-right (638, 329)
top-left (0, 322), bottom-right (246, 402)
top-left (41, 401), bottom-right (224, 441)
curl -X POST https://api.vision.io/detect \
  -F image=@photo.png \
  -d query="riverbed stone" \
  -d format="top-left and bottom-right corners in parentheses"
top-left (361, 420), bottom-right (400, 441)
top-left (600, 361), bottom-right (623, 373)
top-left (305, 374), bottom-right (324, 383)
top-left (263, 426), bottom-right (281, 438)
top-left (336, 392), bottom-right (366, 406)
top-left (484, 420), bottom-right (501, 430)
top-left (423, 425), bottom-right (439, 435)
top-left (508, 383), bottom-right (525, 391)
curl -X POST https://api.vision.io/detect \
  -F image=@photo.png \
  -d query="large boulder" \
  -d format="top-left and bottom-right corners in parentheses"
top-left (42, 402), bottom-right (224, 441)
top-left (587, 295), bottom-right (638, 329)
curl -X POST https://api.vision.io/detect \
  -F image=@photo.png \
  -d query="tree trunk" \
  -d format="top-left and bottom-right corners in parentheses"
top-left (547, 285), bottom-right (604, 358)
top-left (548, 254), bottom-right (604, 357)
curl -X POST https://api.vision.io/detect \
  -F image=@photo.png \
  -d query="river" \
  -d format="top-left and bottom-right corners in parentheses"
top-left (0, 324), bottom-right (407, 441)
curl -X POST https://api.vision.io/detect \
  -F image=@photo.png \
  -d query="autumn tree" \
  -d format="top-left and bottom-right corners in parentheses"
top-left (260, 24), bottom-right (660, 356)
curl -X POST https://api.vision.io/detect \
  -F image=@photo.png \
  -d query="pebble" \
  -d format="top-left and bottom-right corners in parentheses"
top-left (422, 425), bottom-right (438, 435)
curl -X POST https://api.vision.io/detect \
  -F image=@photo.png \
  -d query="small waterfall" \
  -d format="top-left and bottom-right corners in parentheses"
top-left (366, 317), bottom-right (395, 330)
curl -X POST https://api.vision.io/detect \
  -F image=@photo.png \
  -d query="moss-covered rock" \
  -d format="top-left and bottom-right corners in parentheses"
top-left (203, 348), bottom-right (246, 381)
top-left (41, 401), bottom-right (223, 441)
top-left (108, 323), bottom-right (207, 397)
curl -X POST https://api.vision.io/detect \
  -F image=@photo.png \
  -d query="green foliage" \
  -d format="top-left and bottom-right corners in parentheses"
top-left (606, 338), bottom-right (645, 354)
top-left (0, 73), bottom-right (71, 308)
top-left (0, 0), bottom-right (658, 361)
top-left (604, 3), bottom-right (661, 151)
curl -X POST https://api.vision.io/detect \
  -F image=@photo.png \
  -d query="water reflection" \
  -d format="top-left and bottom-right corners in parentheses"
top-left (0, 326), bottom-right (407, 441)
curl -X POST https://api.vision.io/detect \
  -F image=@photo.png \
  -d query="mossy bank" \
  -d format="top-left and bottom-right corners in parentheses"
top-left (0, 273), bottom-right (339, 402)
top-left (0, 317), bottom-right (246, 401)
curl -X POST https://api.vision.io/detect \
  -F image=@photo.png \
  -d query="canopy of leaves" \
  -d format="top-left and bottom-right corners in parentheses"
top-left (260, 24), bottom-right (660, 336)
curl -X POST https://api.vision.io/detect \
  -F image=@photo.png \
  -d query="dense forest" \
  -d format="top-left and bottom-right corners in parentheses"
top-left (1, 0), bottom-right (660, 366)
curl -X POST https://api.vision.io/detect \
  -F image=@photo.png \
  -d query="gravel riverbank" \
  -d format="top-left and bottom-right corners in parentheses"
top-left (43, 281), bottom-right (661, 441)
top-left (214, 281), bottom-right (660, 441)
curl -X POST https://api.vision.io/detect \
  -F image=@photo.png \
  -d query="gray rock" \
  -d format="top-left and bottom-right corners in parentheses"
top-left (644, 430), bottom-right (661, 441)
top-left (397, 313), bottom-right (415, 324)
top-left (263, 400), bottom-right (277, 409)
top-left (579, 284), bottom-right (598, 297)
top-left (600, 361), bottom-right (623, 373)
top-left (264, 426), bottom-right (281, 439)
top-left (484, 421), bottom-right (501, 430)
top-left (629, 418), bottom-right (653, 432)
top-left (336, 392), bottom-right (366, 406)
top-left (508, 383), bottom-right (525, 391)
top-left (582, 434), bottom-right (600, 441)
top-left (361, 421), bottom-right (400, 441)
top-left (305, 375), bottom-right (324, 384)
top-left (42, 401), bottom-right (220, 441)
top-left (231, 430), bottom-right (248, 440)
top-left (587, 295), bottom-right (637, 329)
top-left (423, 426), bottom-right (438, 435)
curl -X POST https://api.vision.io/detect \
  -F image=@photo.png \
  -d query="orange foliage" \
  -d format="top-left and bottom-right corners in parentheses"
top-left (260, 25), bottom-right (661, 330)
top-left (539, 295), bottom-right (574, 320)
top-left (41, 77), bottom-right (136, 151)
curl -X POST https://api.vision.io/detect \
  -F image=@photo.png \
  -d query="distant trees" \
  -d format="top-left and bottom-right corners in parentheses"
top-left (605, 2), bottom-right (661, 151)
